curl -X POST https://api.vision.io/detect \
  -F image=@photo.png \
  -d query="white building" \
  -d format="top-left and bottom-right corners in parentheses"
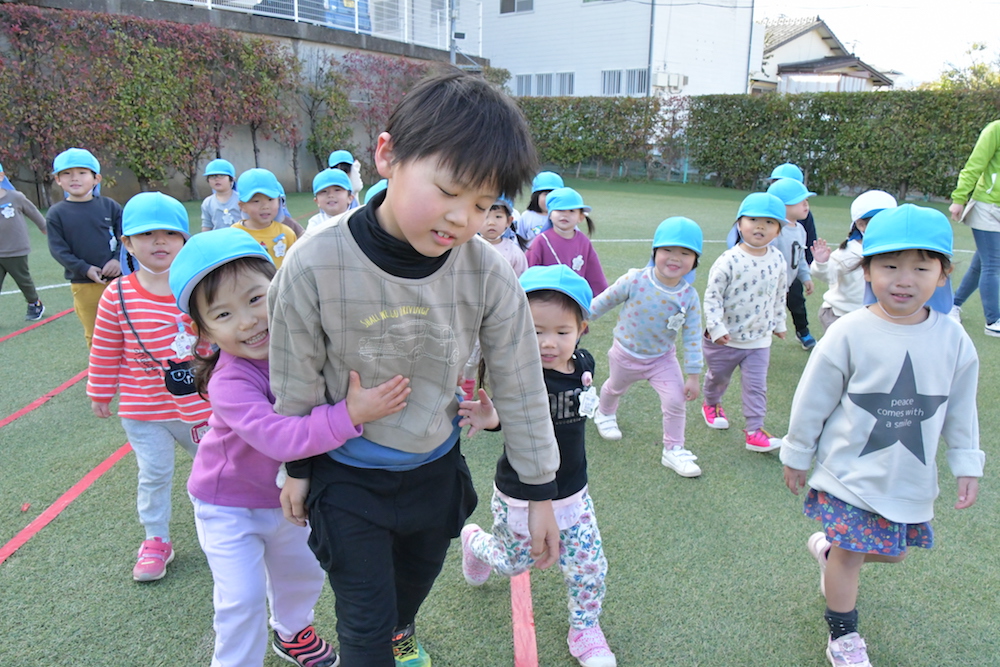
top-left (479, 0), bottom-right (756, 97)
top-left (751, 16), bottom-right (892, 94)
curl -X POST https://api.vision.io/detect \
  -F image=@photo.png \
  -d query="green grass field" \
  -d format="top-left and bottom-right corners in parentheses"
top-left (1, 181), bottom-right (998, 666)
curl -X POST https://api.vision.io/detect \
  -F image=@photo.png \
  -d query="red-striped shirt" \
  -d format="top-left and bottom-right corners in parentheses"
top-left (87, 274), bottom-right (212, 423)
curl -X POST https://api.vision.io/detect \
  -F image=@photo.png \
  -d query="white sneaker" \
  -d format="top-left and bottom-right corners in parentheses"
top-left (949, 305), bottom-right (962, 322)
top-left (807, 531), bottom-right (830, 597)
top-left (986, 321), bottom-right (1000, 338)
top-left (594, 411), bottom-right (622, 440)
top-left (661, 448), bottom-right (702, 477)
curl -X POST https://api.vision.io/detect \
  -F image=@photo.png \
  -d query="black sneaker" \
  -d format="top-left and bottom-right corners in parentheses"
top-left (796, 330), bottom-right (816, 350)
top-left (25, 301), bottom-right (45, 321)
top-left (391, 623), bottom-right (431, 666)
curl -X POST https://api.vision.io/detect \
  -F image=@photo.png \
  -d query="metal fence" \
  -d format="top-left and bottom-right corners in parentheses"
top-left (161, 0), bottom-right (478, 53)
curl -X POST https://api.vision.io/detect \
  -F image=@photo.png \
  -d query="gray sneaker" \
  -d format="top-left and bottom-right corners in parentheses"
top-left (25, 301), bottom-right (44, 321)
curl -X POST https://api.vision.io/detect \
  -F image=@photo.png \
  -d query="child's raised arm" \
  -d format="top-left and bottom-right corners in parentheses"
top-left (345, 370), bottom-right (410, 426)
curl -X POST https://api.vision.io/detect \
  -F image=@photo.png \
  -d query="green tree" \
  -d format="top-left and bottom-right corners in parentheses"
top-left (924, 43), bottom-right (1000, 91)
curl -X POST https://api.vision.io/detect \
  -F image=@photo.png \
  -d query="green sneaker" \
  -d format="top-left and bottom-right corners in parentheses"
top-left (392, 623), bottom-right (431, 666)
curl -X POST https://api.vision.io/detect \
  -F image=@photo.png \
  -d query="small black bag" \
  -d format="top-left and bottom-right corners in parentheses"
top-left (117, 280), bottom-right (197, 397)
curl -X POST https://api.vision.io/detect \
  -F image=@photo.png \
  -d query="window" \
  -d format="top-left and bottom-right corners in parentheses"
top-left (535, 73), bottom-right (553, 97)
top-left (626, 68), bottom-right (648, 96)
top-left (601, 70), bottom-right (622, 96)
top-left (500, 0), bottom-right (533, 13)
top-left (558, 72), bottom-right (574, 95)
top-left (516, 74), bottom-right (532, 96)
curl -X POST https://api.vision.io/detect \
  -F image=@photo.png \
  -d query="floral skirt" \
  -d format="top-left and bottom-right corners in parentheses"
top-left (804, 489), bottom-right (933, 557)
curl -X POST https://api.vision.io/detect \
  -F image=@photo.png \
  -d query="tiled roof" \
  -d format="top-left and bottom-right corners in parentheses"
top-left (763, 16), bottom-right (821, 51)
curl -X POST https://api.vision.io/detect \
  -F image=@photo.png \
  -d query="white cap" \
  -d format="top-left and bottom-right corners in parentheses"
top-left (850, 190), bottom-right (897, 223)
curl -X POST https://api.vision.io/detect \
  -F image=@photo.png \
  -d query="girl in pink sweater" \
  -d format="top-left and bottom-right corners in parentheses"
top-left (169, 227), bottom-right (410, 667)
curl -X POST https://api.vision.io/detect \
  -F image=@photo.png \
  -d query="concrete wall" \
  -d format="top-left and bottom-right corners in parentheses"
top-left (20, 0), bottom-right (477, 204)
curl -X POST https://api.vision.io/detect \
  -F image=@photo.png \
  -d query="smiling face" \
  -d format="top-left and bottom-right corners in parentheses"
top-left (529, 296), bottom-right (584, 374)
top-left (549, 208), bottom-right (585, 239)
top-left (194, 268), bottom-right (272, 361)
top-left (863, 249), bottom-right (948, 324)
top-left (238, 193), bottom-right (277, 229)
top-left (373, 133), bottom-right (497, 257)
top-left (55, 167), bottom-right (100, 202)
top-left (315, 185), bottom-right (353, 217)
top-left (653, 246), bottom-right (698, 287)
top-left (736, 216), bottom-right (782, 254)
top-left (122, 229), bottom-right (184, 274)
top-left (480, 207), bottom-right (512, 243)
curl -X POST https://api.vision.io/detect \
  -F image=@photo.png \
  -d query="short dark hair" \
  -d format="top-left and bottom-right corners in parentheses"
top-left (384, 69), bottom-right (537, 199)
top-left (526, 289), bottom-right (587, 327)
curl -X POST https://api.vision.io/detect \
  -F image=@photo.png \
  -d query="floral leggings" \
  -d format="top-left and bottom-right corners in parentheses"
top-left (467, 490), bottom-right (608, 630)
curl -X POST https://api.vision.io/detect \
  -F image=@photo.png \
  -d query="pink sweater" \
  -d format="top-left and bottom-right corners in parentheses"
top-left (187, 352), bottom-right (362, 508)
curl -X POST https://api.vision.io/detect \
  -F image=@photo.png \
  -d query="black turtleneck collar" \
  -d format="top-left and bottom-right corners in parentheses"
top-left (348, 190), bottom-right (450, 279)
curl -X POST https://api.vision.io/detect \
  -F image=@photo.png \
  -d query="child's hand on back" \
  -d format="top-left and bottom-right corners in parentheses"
top-left (955, 476), bottom-right (979, 510)
top-left (345, 370), bottom-right (410, 427)
top-left (811, 238), bottom-right (831, 264)
top-left (458, 388), bottom-right (500, 436)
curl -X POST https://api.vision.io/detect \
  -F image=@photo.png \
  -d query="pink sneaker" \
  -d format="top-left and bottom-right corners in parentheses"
top-left (744, 428), bottom-right (781, 453)
top-left (132, 537), bottom-right (174, 582)
top-left (568, 626), bottom-right (617, 667)
top-left (826, 632), bottom-right (871, 667)
top-left (701, 403), bottom-right (729, 429)
top-left (460, 524), bottom-right (491, 586)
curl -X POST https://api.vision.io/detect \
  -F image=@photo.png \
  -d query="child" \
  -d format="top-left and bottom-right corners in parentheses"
top-left (479, 197), bottom-right (527, 276)
top-left (269, 71), bottom-right (561, 666)
top-left (0, 160), bottom-right (48, 321)
top-left (307, 168), bottom-right (354, 230)
top-left (767, 177), bottom-right (816, 349)
top-left (810, 190), bottom-right (897, 331)
top-left (459, 265), bottom-right (616, 667)
top-left (781, 204), bottom-right (983, 667)
top-left (232, 168), bottom-right (297, 269)
top-left (515, 170), bottom-right (563, 244)
top-left (329, 148), bottom-right (365, 206)
top-left (201, 159), bottom-right (241, 231)
top-left (526, 187), bottom-right (608, 297)
top-left (87, 192), bottom-right (211, 581)
top-left (46, 148), bottom-right (123, 347)
top-left (365, 178), bottom-right (388, 205)
top-left (590, 217), bottom-right (704, 477)
top-left (169, 227), bottom-right (411, 667)
top-left (701, 193), bottom-right (787, 452)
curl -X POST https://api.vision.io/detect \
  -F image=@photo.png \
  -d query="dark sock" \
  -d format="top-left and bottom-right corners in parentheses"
top-left (825, 608), bottom-right (859, 639)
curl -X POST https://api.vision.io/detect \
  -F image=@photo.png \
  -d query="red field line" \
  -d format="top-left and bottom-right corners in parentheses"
top-left (0, 442), bottom-right (133, 565)
top-left (0, 308), bottom-right (73, 344)
top-left (511, 571), bottom-right (539, 667)
top-left (0, 370), bottom-right (88, 430)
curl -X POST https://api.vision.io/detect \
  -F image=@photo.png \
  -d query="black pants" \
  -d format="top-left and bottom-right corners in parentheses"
top-left (787, 278), bottom-right (809, 334)
top-left (306, 444), bottom-right (477, 666)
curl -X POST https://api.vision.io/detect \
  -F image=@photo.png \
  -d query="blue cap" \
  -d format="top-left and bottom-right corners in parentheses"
top-left (737, 192), bottom-right (787, 224)
top-left (531, 171), bottom-right (564, 193)
top-left (546, 187), bottom-right (591, 213)
top-left (169, 227), bottom-right (274, 314)
top-left (652, 217), bottom-right (703, 256)
top-left (862, 204), bottom-right (953, 257)
top-left (122, 192), bottom-right (191, 239)
top-left (328, 150), bottom-right (355, 167)
top-left (236, 169), bottom-right (282, 202)
top-left (769, 163), bottom-right (804, 182)
top-left (493, 196), bottom-right (515, 213)
top-left (53, 148), bottom-right (100, 175)
top-left (365, 179), bottom-right (388, 204)
top-left (313, 168), bottom-right (353, 195)
top-left (519, 265), bottom-right (593, 319)
top-left (767, 178), bottom-right (816, 205)
top-left (204, 159), bottom-right (236, 179)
